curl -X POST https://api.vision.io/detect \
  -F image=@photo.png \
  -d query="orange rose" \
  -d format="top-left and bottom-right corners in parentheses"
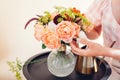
top-left (42, 31), bottom-right (61, 49)
top-left (56, 21), bottom-right (76, 43)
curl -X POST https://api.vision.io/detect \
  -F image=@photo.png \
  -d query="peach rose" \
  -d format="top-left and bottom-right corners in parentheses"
top-left (34, 22), bottom-right (51, 41)
top-left (72, 22), bottom-right (81, 38)
top-left (56, 21), bottom-right (76, 43)
top-left (34, 22), bottom-right (45, 41)
top-left (42, 31), bottom-right (61, 49)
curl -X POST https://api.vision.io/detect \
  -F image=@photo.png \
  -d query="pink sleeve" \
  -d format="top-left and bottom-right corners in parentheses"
top-left (86, 0), bottom-right (108, 26)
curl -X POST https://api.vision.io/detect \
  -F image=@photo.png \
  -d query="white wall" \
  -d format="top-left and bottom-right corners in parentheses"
top-left (0, 0), bottom-right (103, 80)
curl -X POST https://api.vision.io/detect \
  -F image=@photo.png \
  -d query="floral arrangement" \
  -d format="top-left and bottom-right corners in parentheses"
top-left (25, 6), bottom-right (92, 49)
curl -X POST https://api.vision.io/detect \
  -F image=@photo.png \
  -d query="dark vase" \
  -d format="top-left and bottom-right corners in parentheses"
top-left (75, 56), bottom-right (98, 75)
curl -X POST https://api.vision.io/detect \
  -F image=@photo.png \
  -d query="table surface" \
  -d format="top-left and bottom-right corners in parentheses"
top-left (23, 51), bottom-right (111, 80)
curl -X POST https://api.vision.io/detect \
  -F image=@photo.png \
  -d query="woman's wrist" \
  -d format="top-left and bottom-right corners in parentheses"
top-left (107, 48), bottom-right (120, 60)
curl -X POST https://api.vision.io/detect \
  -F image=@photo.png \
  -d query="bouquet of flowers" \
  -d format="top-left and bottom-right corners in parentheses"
top-left (25, 6), bottom-right (93, 77)
top-left (25, 6), bottom-right (92, 49)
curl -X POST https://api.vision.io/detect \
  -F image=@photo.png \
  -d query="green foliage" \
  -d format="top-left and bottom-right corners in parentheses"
top-left (57, 17), bottom-right (63, 23)
top-left (42, 43), bottom-right (46, 49)
top-left (7, 58), bottom-right (22, 80)
top-left (54, 6), bottom-right (91, 26)
top-left (36, 6), bottom-right (91, 31)
top-left (38, 11), bottom-right (51, 25)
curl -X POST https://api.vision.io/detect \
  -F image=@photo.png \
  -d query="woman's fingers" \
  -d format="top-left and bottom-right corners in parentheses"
top-left (70, 41), bottom-right (86, 56)
top-left (77, 38), bottom-right (91, 45)
top-left (71, 38), bottom-right (105, 57)
top-left (72, 40), bottom-right (78, 47)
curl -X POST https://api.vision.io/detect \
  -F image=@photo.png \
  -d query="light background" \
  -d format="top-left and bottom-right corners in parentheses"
top-left (0, 0), bottom-right (103, 79)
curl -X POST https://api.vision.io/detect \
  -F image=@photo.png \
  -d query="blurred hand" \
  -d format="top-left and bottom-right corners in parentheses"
top-left (70, 38), bottom-right (109, 56)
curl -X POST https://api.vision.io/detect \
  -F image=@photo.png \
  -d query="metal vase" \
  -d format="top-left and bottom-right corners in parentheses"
top-left (75, 56), bottom-right (98, 74)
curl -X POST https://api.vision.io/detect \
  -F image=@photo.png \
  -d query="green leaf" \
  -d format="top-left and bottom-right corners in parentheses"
top-left (42, 43), bottom-right (46, 49)
top-left (16, 58), bottom-right (22, 70)
top-left (44, 11), bottom-right (50, 15)
top-left (7, 58), bottom-right (22, 80)
top-left (57, 17), bottom-right (63, 23)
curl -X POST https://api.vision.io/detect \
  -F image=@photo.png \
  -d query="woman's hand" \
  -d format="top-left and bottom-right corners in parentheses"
top-left (70, 38), bottom-right (109, 57)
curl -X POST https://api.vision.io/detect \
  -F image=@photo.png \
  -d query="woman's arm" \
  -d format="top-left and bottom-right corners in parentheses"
top-left (108, 48), bottom-right (120, 60)
top-left (70, 38), bottom-right (120, 60)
